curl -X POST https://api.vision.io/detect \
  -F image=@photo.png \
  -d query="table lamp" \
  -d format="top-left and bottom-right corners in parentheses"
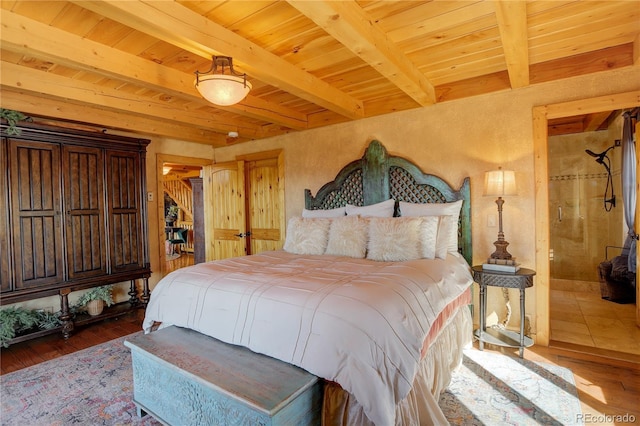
top-left (484, 168), bottom-right (517, 260)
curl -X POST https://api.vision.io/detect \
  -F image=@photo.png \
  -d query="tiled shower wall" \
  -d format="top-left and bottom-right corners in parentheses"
top-left (548, 114), bottom-right (625, 282)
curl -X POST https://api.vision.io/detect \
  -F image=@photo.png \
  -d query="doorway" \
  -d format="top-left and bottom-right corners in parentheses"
top-left (156, 154), bottom-right (212, 274)
top-left (546, 112), bottom-right (639, 355)
top-left (533, 91), bottom-right (640, 355)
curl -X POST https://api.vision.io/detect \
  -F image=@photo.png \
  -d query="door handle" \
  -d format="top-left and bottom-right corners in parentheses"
top-left (557, 206), bottom-right (562, 222)
top-left (234, 232), bottom-right (252, 238)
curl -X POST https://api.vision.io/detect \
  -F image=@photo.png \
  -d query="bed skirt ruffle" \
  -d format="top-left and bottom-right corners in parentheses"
top-left (322, 305), bottom-right (473, 425)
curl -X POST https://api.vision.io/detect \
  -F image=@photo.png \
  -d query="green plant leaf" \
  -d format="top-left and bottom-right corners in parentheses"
top-left (0, 109), bottom-right (26, 136)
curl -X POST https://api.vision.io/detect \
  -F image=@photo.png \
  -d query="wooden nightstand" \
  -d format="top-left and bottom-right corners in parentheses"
top-left (472, 265), bottom-right (536, 358)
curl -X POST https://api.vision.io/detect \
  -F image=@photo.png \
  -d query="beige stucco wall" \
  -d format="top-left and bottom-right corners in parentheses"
top-left (209, 65), bottom-right (640, 335)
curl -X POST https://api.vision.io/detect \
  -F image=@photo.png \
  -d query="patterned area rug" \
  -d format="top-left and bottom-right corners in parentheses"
top-left (1, 335), bottom-right (581, 425)
top-left (1, 333), bottom-right (160, 426)
top-left (439, 349), bottom-right (583, 425)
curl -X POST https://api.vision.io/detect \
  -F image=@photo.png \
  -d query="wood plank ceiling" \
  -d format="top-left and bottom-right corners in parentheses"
top-left (1, 1), bottom-right (638, 146)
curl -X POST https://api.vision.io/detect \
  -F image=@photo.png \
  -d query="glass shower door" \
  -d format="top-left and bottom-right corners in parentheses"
top-left (549, 171), bottom-right (591, 281)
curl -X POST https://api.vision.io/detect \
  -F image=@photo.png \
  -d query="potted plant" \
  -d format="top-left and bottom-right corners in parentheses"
top-left (75, 285), bottom-right (114, 316)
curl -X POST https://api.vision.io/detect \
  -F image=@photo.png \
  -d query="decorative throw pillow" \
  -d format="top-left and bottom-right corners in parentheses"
top-left (419, 216), bottom-right (440, 259)
top-left (434, 216), bottom-right (454, 259)
top-left (283, 217), bottom-right (331, 255)
top-left (325, 216), bottom-right (369, 258)
top-left (366, 217), bottom-right (422, 261)
top-left (302, 207), bottom-right (346, 218)
top-left (346, 199), bottom-right (395, 217)
top-left (399, 200), bottom-right (463, 253)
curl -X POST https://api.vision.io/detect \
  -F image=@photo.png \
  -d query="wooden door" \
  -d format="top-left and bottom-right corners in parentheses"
top-left (203, 161), bottom-right (247, 261)
top-left (9, 140), bottom-right (64, 289)
top-left (63, 145), bottom-right (106, 280)
top-left (106, 150), bottom-right (143, 272)
top-left (244, 155), bottom-right (285, 255)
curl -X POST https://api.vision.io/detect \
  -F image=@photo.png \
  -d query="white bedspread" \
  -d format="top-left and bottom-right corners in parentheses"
top-left (143, 251), bottom-right (472, 425)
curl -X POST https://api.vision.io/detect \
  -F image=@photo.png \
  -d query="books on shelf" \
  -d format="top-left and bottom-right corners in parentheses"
top-left (482, 262), bottom-right (521, 273)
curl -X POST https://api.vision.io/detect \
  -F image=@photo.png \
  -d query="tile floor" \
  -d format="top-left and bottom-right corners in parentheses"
top-left (550, 279), bottom-right (640, 356)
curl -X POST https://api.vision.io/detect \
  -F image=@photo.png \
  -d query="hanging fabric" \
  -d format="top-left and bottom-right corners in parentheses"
top-left (620, 111), bottom-right (637, 273)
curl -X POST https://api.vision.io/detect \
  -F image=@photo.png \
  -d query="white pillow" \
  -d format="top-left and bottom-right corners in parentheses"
top-left (399, 200), bottom-right (463, 253)
top-left (302, 207), bottom-right (346, 218)
top-left (419, 216), bottom-right (440, 259)
top-left (366, 217), bottom-right (422, 261)
top-left (346, 199), bottom-right (395, 218)
top-left (325, 216), bottom-right (369, 258)
top-left (434, 216), bottom-right (455, 259)
top-left (283, 217), bottom-right (331, 255)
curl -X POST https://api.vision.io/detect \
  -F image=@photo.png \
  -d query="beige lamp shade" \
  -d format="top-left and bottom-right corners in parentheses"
top-left (484, 169), bottom-right (517, 196)
top-left (195, 75), bottom-right (252, 106)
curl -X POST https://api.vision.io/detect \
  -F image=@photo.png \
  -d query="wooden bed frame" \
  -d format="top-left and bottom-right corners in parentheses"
top-left (305, 140), bottom-right (472, 264)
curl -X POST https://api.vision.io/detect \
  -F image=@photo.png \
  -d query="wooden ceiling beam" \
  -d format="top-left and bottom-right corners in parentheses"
top-left (546, 91), bottom-right (640, 120)
top-left (0, 62), bottom-right (287, 140)
top-left (494, 0), bottom-right (530, 88)
top-left (288, 0), bottom-right (436, 106)
top-left (72, 0), bottom-right (364, 120)
top-left (583, 111), bottom-right (615, 132)
top-left (0, 10), bottom-right (307, 131)
top-left (0, 89), bottom-right (227, 146)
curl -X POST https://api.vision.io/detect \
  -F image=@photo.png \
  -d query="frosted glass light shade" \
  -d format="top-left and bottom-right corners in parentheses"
top-left (195, 75), bottom-right (252, 106)
top-left (484, 169), bottom-right (517, 196)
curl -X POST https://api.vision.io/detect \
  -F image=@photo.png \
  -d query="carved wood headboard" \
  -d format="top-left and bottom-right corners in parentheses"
top-left (305, 140), bottom-right (472, 264)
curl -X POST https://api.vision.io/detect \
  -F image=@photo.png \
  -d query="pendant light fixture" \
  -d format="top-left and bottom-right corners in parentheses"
top-left (194, 56), bottom-right (251, 106)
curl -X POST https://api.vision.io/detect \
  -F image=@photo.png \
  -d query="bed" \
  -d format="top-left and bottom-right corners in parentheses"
top-left (143, 140), bottom-right (474, 425)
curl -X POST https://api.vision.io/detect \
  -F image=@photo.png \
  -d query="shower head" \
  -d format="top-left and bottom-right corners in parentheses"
top-left (585, 146), bottom-right (614, 163)
top-left (585, 149), bottom-right (605, 164)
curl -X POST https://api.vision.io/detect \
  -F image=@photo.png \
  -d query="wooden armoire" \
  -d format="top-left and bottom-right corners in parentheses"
top-left (0, 121), bottom-right (151, 340)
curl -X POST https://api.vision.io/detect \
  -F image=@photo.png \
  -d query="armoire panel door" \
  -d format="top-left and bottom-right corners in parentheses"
top-left (0, 139), bottom-right (12, 292)
top-left (9, 140), bottom-right (64, 289)
top-left (63, 145), bottom-right (107, 280)
top-left (106, 150), bottom-right (143, 272)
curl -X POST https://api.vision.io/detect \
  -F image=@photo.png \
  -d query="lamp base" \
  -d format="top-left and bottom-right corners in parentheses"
top-left (490, 240), bottom-right (512, 260)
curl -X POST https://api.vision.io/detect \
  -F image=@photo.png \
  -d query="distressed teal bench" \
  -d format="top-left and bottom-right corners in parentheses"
top-left (125, 326), bottom-right (322, 425)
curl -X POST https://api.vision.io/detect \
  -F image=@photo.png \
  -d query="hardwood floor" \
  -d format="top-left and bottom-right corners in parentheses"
top-left (0, 309), bottom-right (144, 375)
top-left (479, 342), bottom-right (640, 425)
top-left (2, 309), bottom-right (638, 424)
